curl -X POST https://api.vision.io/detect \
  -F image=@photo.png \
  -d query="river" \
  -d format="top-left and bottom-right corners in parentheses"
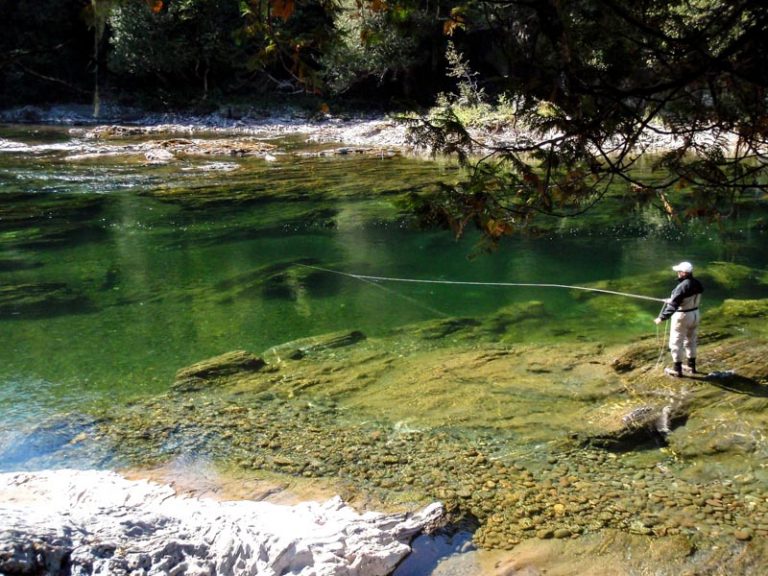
top-left (1, 121), bottom-right (767, 574)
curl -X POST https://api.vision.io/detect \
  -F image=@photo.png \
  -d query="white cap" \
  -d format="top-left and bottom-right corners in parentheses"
top-left (672, 261), bottom-right (693, 273)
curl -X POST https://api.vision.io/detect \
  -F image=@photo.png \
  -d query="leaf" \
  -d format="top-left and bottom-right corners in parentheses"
top-left (484, 218), bottom-right (510, 238)
top-left (443, 9), bottom-right (466, 37)
top-left (270, 0), bottom-right (295, 21)
top-left (368, 0), bottom-right (387, 13)
top-left (443, 18), bottom-right (462, 36)
top-left (146, 0), bottom-right (164, 14)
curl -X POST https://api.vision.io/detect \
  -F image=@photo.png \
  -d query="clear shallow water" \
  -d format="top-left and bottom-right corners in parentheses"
top-left (1, 124), bottom-right (766, 446)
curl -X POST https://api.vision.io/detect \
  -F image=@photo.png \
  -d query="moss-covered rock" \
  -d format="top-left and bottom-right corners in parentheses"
top-left (482, 301), bottom-right (548, 335)
top-left (265, 330), bottom-right (367, 361)
top-left (711, 298), bottom-right (768, 318)
top-left (172, 350), bottom-right (267, 392)
top-left (0, 193), bottom-right (105, 229)
top-left (700, 261), bottom-right (767, 291)
top-left (394, 317), bottom-right (482, 340)
top-left (0, 193), bottom-right (107, 248)
top-left (576, 398), bottom-right (689, 451)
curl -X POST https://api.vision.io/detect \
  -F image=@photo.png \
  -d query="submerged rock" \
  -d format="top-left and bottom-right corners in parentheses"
top-left (172, 350), bottom-right (267, 392)
top-left (139, 137), bottom-right (277, 157)
top-left (266, 330), bottom-right (367, 361)
top-left (0, 282), bottom-right (93, 319)
top-left (0, 470), bottom-right (444, 576)
top-left (577, 395), bottom-right (690, 451)
top-left (0, 413), bottom-right (101, 469)
top-left (701, 261), bottom-right (768, 291)
top-left (711, 298), bottom-right (768, 319)
top-left (395, 317), bottom-right (482, 340)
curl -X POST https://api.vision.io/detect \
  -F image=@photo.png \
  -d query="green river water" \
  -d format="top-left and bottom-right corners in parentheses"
top-left (0, 123), bottom-right (766, 458)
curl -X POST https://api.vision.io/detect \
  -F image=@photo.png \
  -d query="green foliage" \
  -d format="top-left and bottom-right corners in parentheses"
top-left (443, 41), bottom-right (484, 107)
top-left (234, 0), bottom-right (340, 94)
top-left (317, 0), bottom-right (449, 97)
top-left (109, 0), bottom-right (245, 99)
top-left (406, 0), bottom-right (768, 240)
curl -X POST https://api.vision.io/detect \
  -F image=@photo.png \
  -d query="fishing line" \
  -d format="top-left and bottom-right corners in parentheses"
top-left (654, 302), bottom-right (670, 370)
top-left (299, 264), bottom-right (667, 304)
top-left (301, 263), bottom-right (672, 371)
top-left (347, 274), bottom-right (450, 318)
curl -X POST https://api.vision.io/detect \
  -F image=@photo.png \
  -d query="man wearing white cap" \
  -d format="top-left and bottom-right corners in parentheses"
top-left (654, 261), bottom-right (704, 377)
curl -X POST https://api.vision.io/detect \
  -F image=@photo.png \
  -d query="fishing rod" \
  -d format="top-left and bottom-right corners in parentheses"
top-left (299, 264), bottom-right (666, 304)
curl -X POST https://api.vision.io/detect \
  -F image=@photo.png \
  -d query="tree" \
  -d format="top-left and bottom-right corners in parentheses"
top-left (234, 0), bottom-right (340, 95)
top-left (406, 0), bottom-right (768, 241)
top-left (0, 0), bottom-right (93, 105)
top-left (318, 0), bottom-right (449, 99)
top-left (109, 0), bottom-right (245, 101)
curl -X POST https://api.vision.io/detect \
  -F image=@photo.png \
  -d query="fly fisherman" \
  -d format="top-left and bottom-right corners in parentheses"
top-left (654, 261), bottom-right (704, 377)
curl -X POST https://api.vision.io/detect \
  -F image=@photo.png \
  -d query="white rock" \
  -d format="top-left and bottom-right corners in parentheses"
top-left (0, 470), bottom-right (443, 576)
top-left (145, 148), bottom-right (175, 163)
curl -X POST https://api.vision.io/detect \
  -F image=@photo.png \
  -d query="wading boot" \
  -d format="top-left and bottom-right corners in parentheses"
top-left (665, 362), bottom-right (683, 378)
top-left (684, 358), bottom-right (697, 375)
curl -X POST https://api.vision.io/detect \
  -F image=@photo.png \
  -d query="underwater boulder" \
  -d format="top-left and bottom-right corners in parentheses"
top-left (396, 317), bottom-right (483, 340)
top-left (482, 301), bottom-right (548, 335)
top-left (699, 261), bottom-right (767, 291)
top-left (710, 298), bottom-right (768, 319)
top-left (172, 350), bottom-right (267, 392)
top-left (577, 399), bottom-right (690, 452)
top-left (0, 412), bottom-right (100, 469)
top-left (265, 330), bottom-right (367, 361)
top-left (0, 282), bottom-right (93, 319)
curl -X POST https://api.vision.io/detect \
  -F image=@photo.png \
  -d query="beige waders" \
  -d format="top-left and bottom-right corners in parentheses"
top-left (668, 293), bottom-right (701, 364)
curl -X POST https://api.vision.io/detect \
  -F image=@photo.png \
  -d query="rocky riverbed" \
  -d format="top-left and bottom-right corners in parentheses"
top-left (4, 278), bottom-right (767, 574)
top-left (1, 101), bottom-right (717, 159)
top-left (0, 103), bottom-right (413, 156)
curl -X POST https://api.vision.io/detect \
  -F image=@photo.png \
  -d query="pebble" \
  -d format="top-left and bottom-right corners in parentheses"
top-left (97, 394), bottom-right (768, 556)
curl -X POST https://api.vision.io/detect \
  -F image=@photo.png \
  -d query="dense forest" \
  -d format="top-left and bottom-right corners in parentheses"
top-left (0, 0), bottom-right (464, 108)
top-left (3, 1), bottom-right (766, 110)
top-left (2, 0), bottom-right (767, 231)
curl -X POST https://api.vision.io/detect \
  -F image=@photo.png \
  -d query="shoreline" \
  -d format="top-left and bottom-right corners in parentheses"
top-left (0, 103), bottom-right (415, 150)
top-left (1, 101), bottom-right (734, 156)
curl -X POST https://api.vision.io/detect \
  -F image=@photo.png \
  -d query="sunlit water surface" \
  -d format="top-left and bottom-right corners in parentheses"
top-left (1, 124), bottom-right (765, 455)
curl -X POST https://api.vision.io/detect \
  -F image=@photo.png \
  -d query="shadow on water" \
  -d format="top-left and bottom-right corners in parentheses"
top-left (702, 373), bottom-right (768, 397)
top-left (394, 531), bottom-right (476, 576)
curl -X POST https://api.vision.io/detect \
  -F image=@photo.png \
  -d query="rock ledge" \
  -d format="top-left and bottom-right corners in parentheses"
top-left (0, 470), bottom-right (443, 576)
